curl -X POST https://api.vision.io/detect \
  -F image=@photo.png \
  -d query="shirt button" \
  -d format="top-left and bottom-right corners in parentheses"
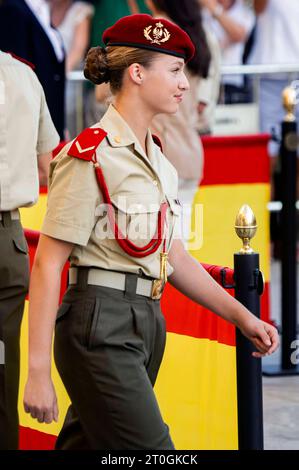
top-left (152, 179), bottom-right (158, 186)
top-left (94, 130), bottom-right (100, 134)
top-left (114, 136), bottom-right (121, 143)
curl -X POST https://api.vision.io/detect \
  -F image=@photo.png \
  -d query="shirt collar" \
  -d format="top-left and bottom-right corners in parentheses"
top-left (100, 104), bottom-right (135, 148)
top-left (99, 104), bottom-right (158, 164)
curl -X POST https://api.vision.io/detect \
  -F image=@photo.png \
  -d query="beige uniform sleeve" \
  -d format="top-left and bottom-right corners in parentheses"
top-left (35, 77), bottom-right (60, 155)
top-left (41, 146), bottom-right (103, 246)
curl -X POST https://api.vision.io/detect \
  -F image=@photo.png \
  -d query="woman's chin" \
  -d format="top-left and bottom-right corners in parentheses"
top-left (169, 106), bottom-right (180, 115)
top-left (155, 104), bottom-right (180, 115)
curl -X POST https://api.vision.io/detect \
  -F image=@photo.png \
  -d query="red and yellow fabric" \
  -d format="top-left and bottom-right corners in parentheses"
top-left (18, 134), bottom-right (271, 450)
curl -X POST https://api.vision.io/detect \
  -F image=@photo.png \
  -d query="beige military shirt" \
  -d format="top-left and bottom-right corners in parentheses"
top-left (42, 104), bottom-right (181, 279)
top-left (42, 105), bottom-right (181, 278)
top-left (0, 51), bottom-right (60, 211)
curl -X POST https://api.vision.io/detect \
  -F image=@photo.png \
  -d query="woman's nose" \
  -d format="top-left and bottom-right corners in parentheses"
top-left (179, 72), bottom-right (190, 91)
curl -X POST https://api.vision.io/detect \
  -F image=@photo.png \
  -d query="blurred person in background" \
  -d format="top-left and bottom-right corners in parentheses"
top-left (196, 22), bottom-right (221, 136)
top-left (0, 50), bottom-right (59, 449)
top-left (200, 0), bottom-right (255, 104)
top-left (146, 0), bottom-right (214, 246)
top-left (50, 0), bottom-right (94, 138)
top-left (249, 0), bottom-right (299, 165)
top-left (85, 0), bottom-right (151, 127)
top-left (51, 0), bottom-right (94, 73)
top-left (0, 0), bottom-right (66, 140)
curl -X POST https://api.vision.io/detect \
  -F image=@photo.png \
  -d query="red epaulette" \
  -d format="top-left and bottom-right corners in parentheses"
top-left (152, 134), bottom-right (163, 152)
top-left (68, 127), bottom-right (107, 162)
top-left (8, 52), bottom-right (35, 70)
top-left (52, 141), bottom-right (67, 158)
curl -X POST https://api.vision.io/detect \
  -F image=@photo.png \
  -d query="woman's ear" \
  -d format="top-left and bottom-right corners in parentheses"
top-left (128, 63), bottom-right (144, 85)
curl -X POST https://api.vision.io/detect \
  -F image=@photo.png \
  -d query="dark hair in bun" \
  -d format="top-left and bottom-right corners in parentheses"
top-left (84, 46), bottom-right (110, 85)
top-left (83, 46), bottom-right (157, 94)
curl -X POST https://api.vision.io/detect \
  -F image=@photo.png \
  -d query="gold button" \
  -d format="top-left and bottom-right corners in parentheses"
top-left (153, 179), bottom-right (158, 186)
top-left (114, 136), bottom-right (121, 143)
top-left (94, 130), bottom-right (100, 134)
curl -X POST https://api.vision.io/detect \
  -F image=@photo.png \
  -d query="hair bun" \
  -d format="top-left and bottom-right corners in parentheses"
top-left (84, 46), bottom-right (110, 85)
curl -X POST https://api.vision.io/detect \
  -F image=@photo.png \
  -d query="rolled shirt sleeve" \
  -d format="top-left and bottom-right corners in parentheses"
top-left (41, 146), bottom-right (102, 246)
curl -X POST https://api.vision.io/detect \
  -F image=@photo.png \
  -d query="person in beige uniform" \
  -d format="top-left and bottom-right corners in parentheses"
top-left (0, 50), bottom-right (59, 449)
top-left (23, 15), bottom-right (278, 450)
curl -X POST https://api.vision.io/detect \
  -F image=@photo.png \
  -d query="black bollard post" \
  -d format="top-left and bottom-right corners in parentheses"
top-left (281, 118), bottom-right (297, 371)
top-left (234, 205), bottom-right (264, 450)
top-left (263, 87), bottom-right (299, 376)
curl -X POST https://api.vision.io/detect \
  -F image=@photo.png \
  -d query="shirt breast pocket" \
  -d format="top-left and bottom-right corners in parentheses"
top-left (112, 194), bottom-right (161, 245)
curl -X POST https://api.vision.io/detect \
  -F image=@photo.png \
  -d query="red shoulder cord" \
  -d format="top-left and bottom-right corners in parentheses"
top-left (92, 155), bottom-right (168, 258)
top-left (68, 128), bottom-right (168, 258)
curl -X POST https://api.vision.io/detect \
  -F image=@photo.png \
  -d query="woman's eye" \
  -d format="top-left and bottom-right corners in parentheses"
top-left (172, 68), bottom-right (180, 73)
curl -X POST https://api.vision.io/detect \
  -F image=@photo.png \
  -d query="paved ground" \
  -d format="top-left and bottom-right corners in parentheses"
top-left (261, 260), bottom-right (299, 449)
top-left (263, 376), bottom-right (299, 449)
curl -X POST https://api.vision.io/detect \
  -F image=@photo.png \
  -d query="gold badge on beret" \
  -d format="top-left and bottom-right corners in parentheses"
top-left (144, 22), bottom-right (171, 45)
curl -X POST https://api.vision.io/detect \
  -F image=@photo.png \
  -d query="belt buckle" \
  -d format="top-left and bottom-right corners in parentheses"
top-left (151, 279), bottom-right (165, 300)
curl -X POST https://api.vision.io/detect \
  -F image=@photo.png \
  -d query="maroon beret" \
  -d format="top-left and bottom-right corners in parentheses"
top-left (102, 14), bottom-right (195, 63)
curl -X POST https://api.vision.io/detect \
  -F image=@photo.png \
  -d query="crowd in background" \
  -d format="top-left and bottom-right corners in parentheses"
top-left (48, 0), bottom-right (256, 138)
top-left (1, 1), bottom-right (299, 140)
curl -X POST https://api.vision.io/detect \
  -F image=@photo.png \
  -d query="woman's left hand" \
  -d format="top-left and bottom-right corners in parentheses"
top-left (239, 318), bottom-right (279, 358)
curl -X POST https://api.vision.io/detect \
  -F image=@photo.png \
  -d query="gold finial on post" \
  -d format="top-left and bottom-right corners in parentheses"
top-left (282, 86), bottom-right (297, 122)
top-left (235, 205), bottom-right (257, 254)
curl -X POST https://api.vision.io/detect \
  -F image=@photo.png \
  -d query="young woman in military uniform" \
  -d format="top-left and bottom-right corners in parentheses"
top-left (23, 14), bottom-right (279, 450)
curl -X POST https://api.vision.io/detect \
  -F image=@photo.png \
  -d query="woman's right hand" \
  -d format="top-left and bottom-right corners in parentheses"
top-left (23, 372), bottom-right (59, 424)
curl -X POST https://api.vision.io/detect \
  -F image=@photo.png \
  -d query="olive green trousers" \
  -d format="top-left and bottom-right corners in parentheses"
top-left (0, 213), bottom-right (29, 449)
top-left (54, 269), bottom-right (175, 450)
